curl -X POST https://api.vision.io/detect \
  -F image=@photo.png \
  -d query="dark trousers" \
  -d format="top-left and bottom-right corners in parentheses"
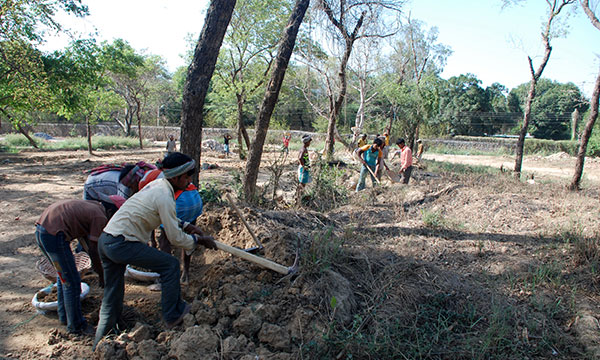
top-left (35, 225), bottom-right (87, 333)
top-left (402, 165), bottom-right (413, 184)
top-left (93, 232), bottom-right (186, 348)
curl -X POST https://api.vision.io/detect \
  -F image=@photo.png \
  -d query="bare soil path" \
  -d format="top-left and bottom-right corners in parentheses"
top-left (0, 146), bottom-right (599, 359)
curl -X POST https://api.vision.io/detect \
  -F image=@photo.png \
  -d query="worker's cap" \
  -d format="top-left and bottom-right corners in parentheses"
top-left (416, 139), bottom-right (422, 143)
top-left (302, 134), bottom-right (312, 143)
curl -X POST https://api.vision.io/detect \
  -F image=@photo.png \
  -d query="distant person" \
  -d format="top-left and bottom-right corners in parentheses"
top-left (282, 132), bottom-right (291, 154)
top-left (416, 139), bottom-right (424, 163)
top-left (166, 134), bottom-right (177, 155)
top-left (354, 137), bottom-right (383, 192)
top-left (35, 198), bottom-right (121, 336)
top-left (391, 138), bottom-right (413, 184)
top-left (357, 134), bottom-right (368, 148)
top-left (223, 134), bottom-right (232, 157)
top-left (382, 131), bottom-right (390, 159)
top-left (297, 134), bottom-right (312, 204)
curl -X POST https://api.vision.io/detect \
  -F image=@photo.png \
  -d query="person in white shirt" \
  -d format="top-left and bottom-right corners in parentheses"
top-left (93, 152), bottom-right (216, 350)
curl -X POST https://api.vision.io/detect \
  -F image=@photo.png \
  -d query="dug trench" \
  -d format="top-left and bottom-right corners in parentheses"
top-left (1, 147), bottom-right (599, 359)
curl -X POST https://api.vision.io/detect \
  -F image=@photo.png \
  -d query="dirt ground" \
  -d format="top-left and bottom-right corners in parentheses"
top-left (0, 144), bottom-right (599, 359)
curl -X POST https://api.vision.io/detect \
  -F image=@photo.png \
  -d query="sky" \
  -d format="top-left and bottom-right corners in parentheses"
top-left (45, 0), bottom-right (600, 97)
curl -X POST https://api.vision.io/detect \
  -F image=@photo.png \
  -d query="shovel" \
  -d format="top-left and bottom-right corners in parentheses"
top-left (225, 194), bottom-right (264, 253)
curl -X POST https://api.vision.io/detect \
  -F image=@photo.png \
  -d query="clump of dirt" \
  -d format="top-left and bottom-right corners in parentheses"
top-left (36, 286), bottom-right (58, 302)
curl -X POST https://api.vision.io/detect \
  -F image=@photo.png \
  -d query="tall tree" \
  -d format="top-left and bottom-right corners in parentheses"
top-left (102, 39), bottom-right (152, 146)
top-left (510, 0), bottom-right (575, 178)
top-left (347, 37), bottom-right (382, 146)
top-left (181, 0), bottom-right (237, 185)
top-left (0, 0), bottom-right (88, 146)
top-left (380, 19), bottom-right (450, 144)
top-left (45, 39), bottom-right (105, 154)
top-left (569, 0), bottom-right (600, 190)
top-left (314, 0), bottom-right (404, 159)
top-left (212, 0), bottom-right (290, 159)
top-left (243, 0), bottom-right (310, 201)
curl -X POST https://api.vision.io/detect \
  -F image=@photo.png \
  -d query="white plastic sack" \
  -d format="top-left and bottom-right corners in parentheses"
top-left (31, 282), bottom-right (90, 312)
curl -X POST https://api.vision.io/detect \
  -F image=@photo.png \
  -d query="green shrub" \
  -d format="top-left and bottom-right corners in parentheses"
top-left (523, 138), bottom-right (578, 156)
top-left (421, 209), bottom-right (446, 228)
top-left (1, 134), bottom-right (44, 148)
top-left (0, 134), bottom-right (148, 151)
top-left (198, 182), bottom-right (223, 205)
top-left (307, 160), bottom-right (348, 211)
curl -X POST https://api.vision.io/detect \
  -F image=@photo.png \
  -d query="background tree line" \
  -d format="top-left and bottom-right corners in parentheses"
top-left (1, 0), bottom-right (599, 193)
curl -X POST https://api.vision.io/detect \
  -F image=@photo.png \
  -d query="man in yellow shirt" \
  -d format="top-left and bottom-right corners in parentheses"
top-left (357, 134), bottom-right (368, 148)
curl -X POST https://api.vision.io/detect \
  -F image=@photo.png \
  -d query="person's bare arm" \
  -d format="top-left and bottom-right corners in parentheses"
top-left (354, 148), bottom-right (366, 165)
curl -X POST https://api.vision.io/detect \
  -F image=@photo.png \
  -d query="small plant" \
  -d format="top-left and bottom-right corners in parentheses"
top-left (302, 227), bottom-right (346, 275)
top-left (557, 220), bottom-right (585, 244)
top-left (198, 182), bottom-right (222, 205)
top-left (421, 208), bottom-right (446, 228)
top-left (306, 159), bottom-right (348, 211)
top-left (524, 262), bottom-right (563, 291)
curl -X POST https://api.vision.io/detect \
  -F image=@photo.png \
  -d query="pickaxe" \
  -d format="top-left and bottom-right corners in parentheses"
top-left (215, 240), bottom-right (299, 275)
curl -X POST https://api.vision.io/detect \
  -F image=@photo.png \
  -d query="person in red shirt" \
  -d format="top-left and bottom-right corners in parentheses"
top-left (35, 198), bottom-right (121, 335)
top-left (391, 138), bottom-right (413, 184)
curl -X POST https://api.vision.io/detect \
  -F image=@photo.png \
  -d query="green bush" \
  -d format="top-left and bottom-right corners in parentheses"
top-left (2, 133), bottom-right (45, 148)
top-left (588, 132), bottom-right (600, 157)
top-left (198, 182), bottom-right (223, 205)
top-left (307, 160), bottom-right (348, 211)
top-left (523, 138), bottom-right (578, 156)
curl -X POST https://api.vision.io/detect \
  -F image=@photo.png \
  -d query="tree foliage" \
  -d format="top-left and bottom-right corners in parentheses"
top-left (509, 79), bottom-right (587, 139)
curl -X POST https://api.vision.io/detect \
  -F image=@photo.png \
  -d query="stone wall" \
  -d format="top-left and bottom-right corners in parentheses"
top-left (0, 122), bottom-right (323, 143)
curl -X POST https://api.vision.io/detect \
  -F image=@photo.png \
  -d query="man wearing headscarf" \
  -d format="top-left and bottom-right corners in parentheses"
top-left (93, 152), bottom-right (217, 350)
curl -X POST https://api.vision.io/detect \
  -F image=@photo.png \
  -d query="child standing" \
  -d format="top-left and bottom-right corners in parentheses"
top-left (296, 134), bottom-right (312, 204)
top-left (282, 133), bottom-right (291, 154)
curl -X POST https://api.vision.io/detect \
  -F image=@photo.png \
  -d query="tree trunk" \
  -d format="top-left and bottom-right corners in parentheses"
top-left (0, 108), bottom-right (38, 148)
top-left (243, 0), bottom-right (310, 201)
top-left (180, 0), bottom-right (237, 185)
top-left (569, 67), bottom-right (600, 190)
top-left (514, 77), bottom-right (537, 178)
top-left (513, 0), bottom-right (572, 178)
top-left (571, 108), bottom-right (580, 140)
top-left (323, 11), bottom-right (365, 160)
top-left (325, 39), bottom-right (354, 160)
top-left (235, 93), bottom-right (251, 159)
top-left (16, 122), bottom-right (38, 149)
top-left (135, 98), bottom-right (143, 149)
top-left (86, 115), bottom-right (93, 155)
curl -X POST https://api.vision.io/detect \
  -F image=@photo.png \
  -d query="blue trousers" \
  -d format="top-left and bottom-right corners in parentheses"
top-left (94, 232), bottom-right (186, 348)
top-left (35, 225), bottom-right (87, 333)
top-left (356, 164), bottom-right (377, 192)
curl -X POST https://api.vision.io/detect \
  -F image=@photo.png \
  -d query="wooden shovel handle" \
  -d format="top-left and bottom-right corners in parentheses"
top-left (215, 241), bottom-right (288, 275)
top-left (225, 194), bottom-right (263, 249)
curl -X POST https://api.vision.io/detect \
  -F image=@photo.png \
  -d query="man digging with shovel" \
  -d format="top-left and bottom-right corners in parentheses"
top-left (355, 137), bottom-right (384, 192)
top-left (93, 152), bottom-right (217, 350)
